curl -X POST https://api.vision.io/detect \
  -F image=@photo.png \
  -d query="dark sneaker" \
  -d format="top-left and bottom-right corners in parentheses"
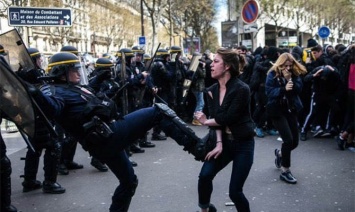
top-left (66, 161), bottom-right (84, 170)
top-left (42, 181), bottom-right (66, 194)
top-left (140, 141), bottom-right (156, 148)
top-left (280, 170), bottom-right (297, 184)
top-left (274, 149), bottom-right (282, 169)
top-left (267, 129), bottom-right (279, 136)
top-left (151, 133), bottom-right (167, 141)
top-left (22, 180), bottom-right (42, 192)
top-left (313, 128), bottom-right (324, 138)
top-left (320, 130), bottom-right (331, 137)
top-left (336, 136), bottom-right (346, 150)
top-left (300, 132), bottom-right (307, 141)
top-left (255, 127), bottom-right (264, 138)
top-left (91, 158), bottom-right (108, 172)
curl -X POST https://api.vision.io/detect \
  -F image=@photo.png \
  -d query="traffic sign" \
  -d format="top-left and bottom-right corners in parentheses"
top-left (318, 26), bottom-right (331, 39)
top-left (8, 6), bottom-right (72, 27)
top-left (138, 36), bottom-right (146, 45)
top-left (241, 0), bottom-right (260, 24)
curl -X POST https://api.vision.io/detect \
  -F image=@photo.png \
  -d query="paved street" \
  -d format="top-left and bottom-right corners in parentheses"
top-left (2, 124), bottom-right (355, 212)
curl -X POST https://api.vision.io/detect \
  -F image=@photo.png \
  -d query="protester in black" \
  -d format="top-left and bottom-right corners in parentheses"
top-left (265, 53), bottom-right (307, 184)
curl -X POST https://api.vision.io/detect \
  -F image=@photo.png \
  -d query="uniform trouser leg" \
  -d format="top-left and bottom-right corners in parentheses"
top-left (1, 155), bottom-right (14, 210)
top-left (23, 147), bottom-right (41, 181)
top-left (89, 149), bottom-right (138, 212)
top-left (85, 106), bottom-right (205, 211)
top-left (61, 137), bottom-right (77, 164)
top-left (108, 106), bottom-right (204, 158)
top-left (43, 141), bottom-right (61, 182)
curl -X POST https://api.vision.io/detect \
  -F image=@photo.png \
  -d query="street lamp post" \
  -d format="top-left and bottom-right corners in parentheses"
top-left (140, 0), bottom-right (144, 36)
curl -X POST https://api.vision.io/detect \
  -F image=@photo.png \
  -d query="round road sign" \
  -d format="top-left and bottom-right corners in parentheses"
top-left (241, 0), bottom-right (260, 24)
top-left (318, 26), bottom-right (331, 39)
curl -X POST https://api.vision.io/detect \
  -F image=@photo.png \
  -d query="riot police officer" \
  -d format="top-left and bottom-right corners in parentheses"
top-left (88, 57), bottom-right (121, 172)
top-left (57, 45), bottom-right (84, 175)
top-left (1, 114), bottom-right (18, 212)
top-left (169, 46), bottom-right (189, 119)
top-left (115, 48), bottom-right (146, 153)
top-left (18, 47), bottom-right (65, 194)
top-left (150, 49), bottom-right (176, 140)
top-left (28, 52), bottom-right (206, 212)
top-left (131, 46), bottom-right (155, 148)
top-left (0, 47), bottom-right (17, 212)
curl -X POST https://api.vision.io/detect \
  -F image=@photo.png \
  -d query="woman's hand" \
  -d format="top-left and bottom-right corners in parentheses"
top-left (205, 142), bottom-right (223, 161)
top-left (194, 111), bottom-right (207, 125)
top-left (285, 80), bottom-right (293, 91)
top-left (282, 69), bottom-right (292, 81)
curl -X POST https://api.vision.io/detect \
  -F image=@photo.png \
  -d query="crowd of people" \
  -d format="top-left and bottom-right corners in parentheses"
top-left (1, 38), bottom-right (354, 212)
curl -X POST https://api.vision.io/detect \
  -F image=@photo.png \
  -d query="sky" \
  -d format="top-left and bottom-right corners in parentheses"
top-left (213, 0), bottom-right (228, 45)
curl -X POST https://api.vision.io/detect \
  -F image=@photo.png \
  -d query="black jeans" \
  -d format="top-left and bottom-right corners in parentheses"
top-left (198, 139), bottom-right (254, 212)
top-left (271, 110), bottom-right (299, 168)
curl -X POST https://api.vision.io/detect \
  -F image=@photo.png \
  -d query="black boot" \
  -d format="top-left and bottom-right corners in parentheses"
top-left (139, 135), bottom-right (155, 148)
top-left (57, 163), bottom-right (69, 175)
top-left (130, 143), bottom-right (145, 153)
top-left (91, 157), bottom-right (108, 172)
top-left (22, 179), bottom-right (42, 192)
top-left (1, 156), bottom-right (18, 212)
top-left (151, 133), bottom-right (167, 141)
top-left (42, 181), bottom-right (66, 194)
top-left (65, 161), bottom-right (84, 170)
top-left (155, 103), bottom-right (206, 161)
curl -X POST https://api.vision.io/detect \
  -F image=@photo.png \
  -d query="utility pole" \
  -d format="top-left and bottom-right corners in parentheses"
top-left (140, 0), bottom-right (144, 36)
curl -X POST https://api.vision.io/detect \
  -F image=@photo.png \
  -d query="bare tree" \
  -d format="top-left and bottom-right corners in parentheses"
top-left (142, 0), bottom-right (168, 55)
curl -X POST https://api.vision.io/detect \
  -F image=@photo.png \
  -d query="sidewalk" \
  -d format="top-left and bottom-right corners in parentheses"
top-left (1, 121), bottom-right (27, 155)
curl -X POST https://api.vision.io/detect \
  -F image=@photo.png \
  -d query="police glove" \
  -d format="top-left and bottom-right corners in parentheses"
top-left (23, 81), bottom-right (41, 97)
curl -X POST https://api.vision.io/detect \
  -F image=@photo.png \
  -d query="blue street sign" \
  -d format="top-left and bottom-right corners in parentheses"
top-left (318, 26), bottom-right (331, 39)
top-left (138, 36), bottom-right (146, 45)
top-left (8, 6), bottom-right (72, 27)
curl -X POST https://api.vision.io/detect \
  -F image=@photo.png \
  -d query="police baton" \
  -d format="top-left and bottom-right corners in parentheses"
top-left (110, 82), bottom-right (129, 101)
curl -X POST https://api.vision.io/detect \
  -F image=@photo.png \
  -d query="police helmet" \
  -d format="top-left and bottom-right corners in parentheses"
top-left (60, 45), bottom-right (79, 56)
top-left (28, 47), bottom-right (41, 59)
top-left (102, 53), bottom-right (111, 58)
top-left (0, 44), bottom-right (7, 55)
top-left (169, 46), bottom-right (182, 53)
top-left (132, 46), bottom-right (144, 55)
top-left (156, 49), bottom-right (169, 56)
top-left (48, 52), bottom-right (81, 78)
top-left (95, 57), bottom-right (114, 69)
top-left (143, 53), bottom-right (152, 61)
top-left (116, 48), bottom-right (134, 57)
top-left (95, 57), bottom-right (114, 77)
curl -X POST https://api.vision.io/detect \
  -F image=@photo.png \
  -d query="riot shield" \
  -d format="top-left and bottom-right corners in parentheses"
top-left (120, 51), bottom-right (129, 115)
top-left (0, 56), bottom-right (35, 139)
top-left (0, 29), bottom-right (57, 147)
top-left (0, 29), bottom-right (35, 72)
top-left (181, 53), bottom-right (202, 103)
top-left (78, 54), bottom-right (89, 85)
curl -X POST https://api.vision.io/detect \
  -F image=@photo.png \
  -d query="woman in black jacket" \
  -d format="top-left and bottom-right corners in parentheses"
top-left (194, 48), bottom-right (255, 212)
top-left (265, 53), bottom-right (307, 184)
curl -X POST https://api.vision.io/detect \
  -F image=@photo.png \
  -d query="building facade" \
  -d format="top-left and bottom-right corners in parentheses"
top-left (222, 0), bottom-right (354, 50)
